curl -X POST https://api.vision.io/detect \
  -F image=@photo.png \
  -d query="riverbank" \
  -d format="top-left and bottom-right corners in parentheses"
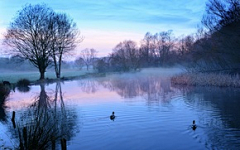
top-left (171, 72), bottom-right (240, 87)
top-left (0, 68), bottom-right (95, 84)
top-left (31, 72), bottom-right (107, 85)
top-left (1, 67), bottom-right (184, 85)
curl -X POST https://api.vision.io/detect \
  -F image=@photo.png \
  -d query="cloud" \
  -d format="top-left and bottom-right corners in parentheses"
top-left (0, 0), bottom-right (208, 56)
top-left (56, 0), bottom-right (207, 30)
top-left (77, 28), bottom-right (143, 56)
top-left (0, 0), bottom-right (206, 30)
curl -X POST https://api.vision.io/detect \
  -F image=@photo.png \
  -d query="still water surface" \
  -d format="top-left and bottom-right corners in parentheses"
top-left (1, 71), bottom-right (240, 150)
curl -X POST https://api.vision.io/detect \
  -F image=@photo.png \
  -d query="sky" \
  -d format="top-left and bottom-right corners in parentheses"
top-left (0, 0), bottom-right (207, 58)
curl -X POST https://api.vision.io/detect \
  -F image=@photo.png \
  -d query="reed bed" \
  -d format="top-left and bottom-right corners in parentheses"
top-left (171, 72), bottom-right (240, 87)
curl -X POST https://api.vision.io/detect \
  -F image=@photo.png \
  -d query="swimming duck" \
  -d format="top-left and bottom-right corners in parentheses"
top-left (192, 120), bottom-right (197, 130)
top-left (110, 112), bottom-right (115, 120)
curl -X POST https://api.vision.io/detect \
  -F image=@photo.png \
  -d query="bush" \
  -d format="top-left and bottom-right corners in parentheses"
top-left (0, 83), bottom-right (10, 101)
top-left (17, 79), bottom-right (30, 87)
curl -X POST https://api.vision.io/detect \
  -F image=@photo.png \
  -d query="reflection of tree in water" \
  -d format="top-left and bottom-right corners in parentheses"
top-left (10, 82), bottom-right (77, 150)
top-left (78, 79), bottom-right (99, 93)
top-left (0, 85), bottom-right (10, 122)
top-left (178, 86), bottom-right (240, 149)
top-left (17, 86), bottom-right (30, 93)
top-left (99, 75), bottom-right (177, 104)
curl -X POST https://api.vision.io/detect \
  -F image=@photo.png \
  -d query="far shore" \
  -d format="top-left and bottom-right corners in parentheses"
top-left (0, 67), bottom-right (184, 85)
top-left (0, 68), bottom-right (95, 84)
top-left (171, 72), bottom-right (240, 88)
top-left (2, 67), bottom-right (239, 88)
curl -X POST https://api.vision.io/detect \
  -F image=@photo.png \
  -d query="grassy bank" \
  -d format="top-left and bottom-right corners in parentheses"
top-left (0, 67), bottom-right (184, 85)
top-left (0, 69), bottom-right (95, 84)
top-left (171, 72), bottom-right (240, 87)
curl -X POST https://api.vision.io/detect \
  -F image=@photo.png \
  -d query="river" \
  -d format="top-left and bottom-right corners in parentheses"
top-left (1, 69), bottom-right (240, 150)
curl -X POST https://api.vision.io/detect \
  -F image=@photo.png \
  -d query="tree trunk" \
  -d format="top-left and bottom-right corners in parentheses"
top-left (39, 65), bottom-right (46, 80)
top-left (53, 51), bottom-right (63, 78)
top-left (40, 71), bottom-right (45, 80)
top-left (39, 84), bottom-right (48, 107)
top-left (54, 65), bottom-right (59, 78)
top-left (58, 55), bottom-right (62, 78)
top-left (53, 54), bottom-right (60, 78)
top-left (54, 60), bottom-right (61, 78)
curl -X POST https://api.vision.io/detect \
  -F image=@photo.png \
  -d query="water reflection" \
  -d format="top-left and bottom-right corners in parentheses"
top-left (97, 76), bottom-right (240, 149)
top-left (17, 86), bottom-right (30, 93)
top-left (182, 86), bottom-right (240, 129)
top-left (177, 86), bottom-right (240, 149)
top-left (2, 72), bottom-right (240, 150)
top-left (99, 75), bottom-right (177, 105)
top-left (78, 79), bottom-right (99, 93)
top-left (0, 87), bottom-right (10, 122)
top-left (9, 82), bottom-right (78, 149)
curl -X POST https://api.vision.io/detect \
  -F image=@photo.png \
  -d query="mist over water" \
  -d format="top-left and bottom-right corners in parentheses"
top-left (1, 68), bottom-right (240, 150)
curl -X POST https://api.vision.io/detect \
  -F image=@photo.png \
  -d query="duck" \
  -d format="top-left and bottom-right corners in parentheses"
top-left (192, 120), bottom-right (197, 130)
top-left (110, 112), bottom-right (115, 120)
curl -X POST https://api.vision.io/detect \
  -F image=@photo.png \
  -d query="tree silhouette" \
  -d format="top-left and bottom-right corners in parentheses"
top-left (4, 4), bottom-right (80, 79)
top-left (8, 83), bottom-right (77, 149)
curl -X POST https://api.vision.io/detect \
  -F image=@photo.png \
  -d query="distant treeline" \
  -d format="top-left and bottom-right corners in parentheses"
top-left (2, 0), bottom-right (240, 77)
top-left (94, 31), bottom-right (191, 73)
top-left (94, 0), bottom-right (240, 74)
top-left (0, 56), bottom-right (76, 72)
top-left (0, 56), bottom-right (36, 71)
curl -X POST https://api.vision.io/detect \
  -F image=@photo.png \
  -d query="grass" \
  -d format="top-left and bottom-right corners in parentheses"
top-left (0, 68), bottom-right (95, 84)
top-left (171, 72), bottom-right (240, 87)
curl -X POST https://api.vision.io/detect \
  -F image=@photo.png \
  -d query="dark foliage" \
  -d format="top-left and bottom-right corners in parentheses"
top-left (16, 79), bottom-right (31, 93)
top-left (17, 79), bottom-right (30, 87)
top-left (4, 4), bottom-right (79, 79)
top-left (0, 83), bottom-right (10, 122)
top-left (189, 0), bottom-right (240, 74)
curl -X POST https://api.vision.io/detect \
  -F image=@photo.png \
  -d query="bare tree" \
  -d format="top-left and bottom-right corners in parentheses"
top-left (139, 32), bottom-right (157, 66)
top-left (49, 13), bottom-right (80, 78)
top-left (139, 31), bottom-right (175, 67)
top-left (4, 4), bottom-right (55, 80)
top-left (194, 0), bottom-right (240, 73)
top-left (178, 35), bottom-right (195, 56)
top-left (79, 48), bottom-right (97, 70)
top-left (202, 0), bottom-right (240, 32)
top-left (75, 57), bottom-right (85, 70)
top-left (156, 31), bottom-right (175, 65)
top-left (112, 40), bottom-right (140, 71)
top-left (4, 4), bottom-right (80, 79)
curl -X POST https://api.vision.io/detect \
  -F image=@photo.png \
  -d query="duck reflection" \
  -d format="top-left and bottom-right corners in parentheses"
top-left (9, 82), bottom-right (77, 150)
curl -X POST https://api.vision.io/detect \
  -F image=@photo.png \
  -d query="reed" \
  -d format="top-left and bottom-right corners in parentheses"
top-left (171, 73), bottom-right (240, 87)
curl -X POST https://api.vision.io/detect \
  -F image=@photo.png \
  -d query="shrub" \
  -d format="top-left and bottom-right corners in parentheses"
top-left (0, 83), bottom-right (10, 101)
top-left (17, 79), bottom-right (31, 87)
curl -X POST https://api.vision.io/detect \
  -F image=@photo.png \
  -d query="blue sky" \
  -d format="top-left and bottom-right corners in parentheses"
top-left (0, 0), bottom-right (207, 57)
